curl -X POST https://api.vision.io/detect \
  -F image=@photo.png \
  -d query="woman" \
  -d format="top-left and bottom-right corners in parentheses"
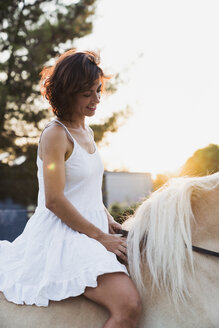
top-left (0, 50), bottom-right (142, 328)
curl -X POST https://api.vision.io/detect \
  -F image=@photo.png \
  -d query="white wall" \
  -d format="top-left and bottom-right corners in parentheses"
top-left (104, 172), bottom-right (153, 208)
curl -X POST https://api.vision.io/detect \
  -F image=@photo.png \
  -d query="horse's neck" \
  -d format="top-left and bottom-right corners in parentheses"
top-left (192, 186), bottom-right (219, 250)
top-left (139, 187), bottom-right (219, 328)
top-left (188, 186), bottom-right (219, 327)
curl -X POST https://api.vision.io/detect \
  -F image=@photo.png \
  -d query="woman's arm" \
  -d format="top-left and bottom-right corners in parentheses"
top-left (40, 126), bottom-right (127, 262)
top-left (103, 206), bottom-right (123, 234)
top-left (41, 125), bottom-right (104, 239)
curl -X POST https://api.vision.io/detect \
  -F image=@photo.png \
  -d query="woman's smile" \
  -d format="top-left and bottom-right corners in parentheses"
top-left (87, 105), bottom-right (96, 111)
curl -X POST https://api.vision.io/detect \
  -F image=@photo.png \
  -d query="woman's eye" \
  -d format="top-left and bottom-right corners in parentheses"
top-left (83, 94), bottom-right (91, 97)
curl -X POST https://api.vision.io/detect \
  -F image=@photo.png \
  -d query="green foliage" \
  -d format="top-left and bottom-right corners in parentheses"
top-left (0, 0), bottom-right (98, 206)
top-left (0, 0), bottom-right (96, 155)
top-left (104, 73), bottom-right (121, 94)
top-left (153, 144), bottom-right (219, 191)
top-left (153, 173), bottom-right (170, 191)
top-left (0, 145), bottom-right (38, 205)
top-left (109, 202), bottom-right (139, 225)
top-left (180, 144), bottom-right (219, 177)
top-left (91, 107), bottom-right (131, 144)
top-left (0, 0), bottom-right (131, 206)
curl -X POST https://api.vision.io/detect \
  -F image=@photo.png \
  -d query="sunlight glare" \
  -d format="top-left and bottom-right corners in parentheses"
top-left (76, 0), bottom-right (219, 175)
top-left (47, 163), bottom-right (56, 171)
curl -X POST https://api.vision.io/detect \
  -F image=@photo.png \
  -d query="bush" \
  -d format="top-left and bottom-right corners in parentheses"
top-left (109, 202), bottom-right (139, 225)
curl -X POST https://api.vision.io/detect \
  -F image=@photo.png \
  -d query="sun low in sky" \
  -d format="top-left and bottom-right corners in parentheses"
top-left (74, 0), bottom-right (219, 177)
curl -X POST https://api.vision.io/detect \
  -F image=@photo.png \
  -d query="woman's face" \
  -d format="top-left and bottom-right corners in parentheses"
top-left (72, 79), bottom-right (102, 118)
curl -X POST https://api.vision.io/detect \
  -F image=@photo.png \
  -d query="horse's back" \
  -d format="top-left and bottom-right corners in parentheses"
top-left (0, 292), bottom-right (109, 328)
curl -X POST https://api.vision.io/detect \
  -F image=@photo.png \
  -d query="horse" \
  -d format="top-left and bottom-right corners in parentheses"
top-left (0, 172), bottom-right (219, 328)
top-left (127, 172), bottom-right (219, 328)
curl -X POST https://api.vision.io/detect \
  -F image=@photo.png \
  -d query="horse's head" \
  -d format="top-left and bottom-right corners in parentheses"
top-left (127, 172), bottom-right (219, 307)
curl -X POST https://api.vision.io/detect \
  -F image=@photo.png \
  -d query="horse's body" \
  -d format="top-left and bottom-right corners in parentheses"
top-left (1, 173), bottom-right (219, 328)
top-left (0, 293), bottom-right (108, 328)
top-left (128, 173), bottom-right (219, 328)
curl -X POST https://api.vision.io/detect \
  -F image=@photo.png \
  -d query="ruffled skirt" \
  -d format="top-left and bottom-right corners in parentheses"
top-left (0, 207), bottom-right (128, 307)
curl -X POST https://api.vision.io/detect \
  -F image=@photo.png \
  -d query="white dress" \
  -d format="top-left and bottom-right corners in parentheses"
top-left (0, 119), bottom-right (128, 307)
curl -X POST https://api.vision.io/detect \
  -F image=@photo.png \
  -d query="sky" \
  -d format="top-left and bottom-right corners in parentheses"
top-left (69, 0), bottom-right (218, 176)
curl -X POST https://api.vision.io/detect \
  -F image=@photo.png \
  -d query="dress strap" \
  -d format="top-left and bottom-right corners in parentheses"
top-left (39, 119), bottom-right (75, 143)
top-left (53, 119), bottom-right (75, 143)
top-left (38, 119), bottom-right (75, 160)
top-left (38, 121), bottom-right (52, 144)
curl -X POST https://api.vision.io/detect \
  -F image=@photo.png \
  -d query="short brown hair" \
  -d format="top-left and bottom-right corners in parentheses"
top-left (40, 49), bottom-right (108, 118)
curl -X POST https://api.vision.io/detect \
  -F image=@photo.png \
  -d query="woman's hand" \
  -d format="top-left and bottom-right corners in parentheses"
top-left (97, 232), bottom-right (127, 264)
top-left (103, 207), bottom-right (123, 234)
top-left (108, 216), bottom-right (123, 234)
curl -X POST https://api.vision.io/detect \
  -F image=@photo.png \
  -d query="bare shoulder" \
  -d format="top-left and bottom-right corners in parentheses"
top-left (40, 123), bottom-right (69, 160)
top-left (41, 123), bottom-right (67, 146)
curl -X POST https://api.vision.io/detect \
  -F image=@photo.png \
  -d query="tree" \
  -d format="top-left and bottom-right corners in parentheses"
top-left (109, 202), bottom-right (139, 225)
top-left (0, 0), bottom-right (98, 205)
top-left (0, 145), bottom-right (38, 206)
top-left (91, 106), bottom-right (131, 143)
top-left (180, 144), bottom-right (219, 177)
top-left (0, 0), bottom-right (98, 161)
top-left (153, 144), bottom-right (219, 191)
top-left (0, 0), bottom-right (129, 205)
top-left (153, 173), bottom-right (170, 191)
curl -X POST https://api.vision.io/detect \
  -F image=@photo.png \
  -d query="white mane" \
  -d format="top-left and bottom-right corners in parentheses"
top-left (128, 172), bottom-right (219, 305)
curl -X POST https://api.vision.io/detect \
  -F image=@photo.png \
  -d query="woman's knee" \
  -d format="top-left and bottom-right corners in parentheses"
top-left (84, 273), bottom-right (142, 322)
top-left (108, 274), bottom-right (143, 320)
top-left (125, 294), bottom-right (142, 319)
top-left (114, 291), bottom-right (142, 323)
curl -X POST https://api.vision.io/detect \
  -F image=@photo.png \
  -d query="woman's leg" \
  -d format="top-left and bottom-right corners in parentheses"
top-left (84, 272), bottom-right (142, 328)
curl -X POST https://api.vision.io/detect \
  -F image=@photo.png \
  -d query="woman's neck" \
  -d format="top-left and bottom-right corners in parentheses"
top-left (57, 115), bottom-right (86, 130)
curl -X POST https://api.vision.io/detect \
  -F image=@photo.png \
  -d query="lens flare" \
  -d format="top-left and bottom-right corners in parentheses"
top-left (47, 163), bottom-right (55, 170)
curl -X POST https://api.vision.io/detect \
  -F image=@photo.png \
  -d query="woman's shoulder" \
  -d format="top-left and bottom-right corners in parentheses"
top-left (40, 122), bottom-right (68, 144)
top-left (39, 122), bottom-right (71, 161)
top-left (39, 122), bottom-right (72, 155)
